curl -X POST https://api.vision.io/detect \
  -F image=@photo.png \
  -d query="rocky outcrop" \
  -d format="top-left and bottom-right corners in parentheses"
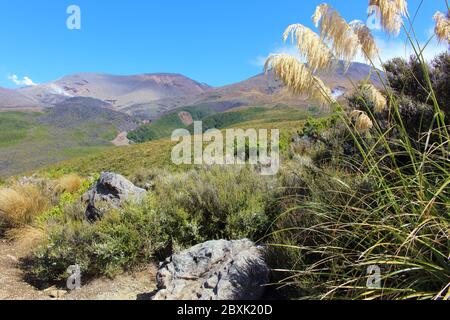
top-left (152, 239), bottom-right (269, 300)
top-left (82, 172), bottom-right (146, 222)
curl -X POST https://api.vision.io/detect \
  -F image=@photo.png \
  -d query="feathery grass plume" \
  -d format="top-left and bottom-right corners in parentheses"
top-left (350, 110), bottom-right (373, 131)
top-left (368, 0), bottom-right (408, 36)
top-left (433, 11), bottom-right (450, 44)
top-left (312, 4), bottom-right (360, 67)
top-left (282, 24), bottom-right (333, 72)
top-left (349, 20), bottom-right (379, 61)
top-left (265, 54), bottom-right (334, 104)
top-left (361, 83), bottom-right (387, 112)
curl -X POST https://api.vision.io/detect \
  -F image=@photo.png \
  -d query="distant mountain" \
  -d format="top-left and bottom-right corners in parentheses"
top-left (0, 87), bottom-right (42, 111)
top-left (18, 73), bottom-right (210, 110)
top-left (122, 62), bottom-right (383, 118)
top-left (0, 62), bottom-right (382, 118)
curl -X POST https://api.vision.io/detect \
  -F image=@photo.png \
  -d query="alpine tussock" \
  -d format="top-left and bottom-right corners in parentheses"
top-left (312, 4), bottom-right (361, 67)
top-left (283, 24), bottom-right (334, 72)
top-left (361, 84), bottom-right (387, 113)
top-left (350, 110), bottom-right (374, 132)
top-left (433, 11), bottom-right (450, 44)
top-left (264, 54), bottom-right (335, 104)
top-left (349, 20), bottom-right (379, 61)
top-left (368, 0), bottom-right (408, 35)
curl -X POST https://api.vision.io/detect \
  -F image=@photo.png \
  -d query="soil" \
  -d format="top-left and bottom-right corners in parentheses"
top-left (0, 239), bottom-right (157, 300)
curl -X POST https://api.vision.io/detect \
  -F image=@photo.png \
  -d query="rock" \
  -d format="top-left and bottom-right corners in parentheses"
top-left (82, 172), bottom-right (146, 222)
top-left (152, 239), bottom-right (269, 300)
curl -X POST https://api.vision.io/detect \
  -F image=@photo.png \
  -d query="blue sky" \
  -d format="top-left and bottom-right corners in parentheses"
top-left (0, 0), bottom-right (447, 88)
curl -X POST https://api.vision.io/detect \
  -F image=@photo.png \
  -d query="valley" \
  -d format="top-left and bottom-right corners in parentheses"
top-left (0, 61), bottom-right (379, 178)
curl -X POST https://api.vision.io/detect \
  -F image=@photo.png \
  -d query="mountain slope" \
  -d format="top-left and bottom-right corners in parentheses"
top-left (18, 73), bottom-right (210, 111)
top-left (123, 62), bottom-right (382, 118)
top-left (0, 98), bottom-right (140, 177)
top-left (0, 87), bottom-right (42, 111)
top-left (1, 62), bottom-right (381, 118)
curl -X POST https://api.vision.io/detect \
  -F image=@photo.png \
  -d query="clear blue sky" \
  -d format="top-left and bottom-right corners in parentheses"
top-left (0, 0), bottom-right (447, 88)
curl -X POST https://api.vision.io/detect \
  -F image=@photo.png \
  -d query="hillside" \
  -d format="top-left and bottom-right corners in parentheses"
top-left (17, 73), bottom-right (210, 112)
top-left (0, 99), bottom-right (139, 177)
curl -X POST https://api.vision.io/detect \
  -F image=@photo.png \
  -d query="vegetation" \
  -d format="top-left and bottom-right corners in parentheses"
top-left (25, 166), bottom-right (277, 283)
top-left (128, 104), bottom-right (317, 143)
top-left (263, 0), bottom-right (449, 300)
top-left (0, 111), bottom-right (116, 177)
top-left (127, 104), bottom-right (217, 143)
top-left (0, 0), bottom-right (448, 301)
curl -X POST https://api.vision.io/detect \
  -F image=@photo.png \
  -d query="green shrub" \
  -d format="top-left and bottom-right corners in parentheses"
top-left (25, 197), bottom-right (166, 283)
top-left (152, 166), bottom-right (278, 247)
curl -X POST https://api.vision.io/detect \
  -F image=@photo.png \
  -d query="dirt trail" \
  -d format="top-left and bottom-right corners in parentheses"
top-left (0, 239), bottom-right (157, 300)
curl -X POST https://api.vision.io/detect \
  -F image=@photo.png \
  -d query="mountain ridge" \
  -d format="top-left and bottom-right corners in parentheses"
top-left (1, 62), bottom-right (382, 119)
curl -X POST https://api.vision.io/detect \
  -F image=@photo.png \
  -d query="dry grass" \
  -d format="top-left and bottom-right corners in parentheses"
top-left (368, 0), bottom-right (408, 35)
top-left (6, 226), bottom-right (47, 256)
top-left (283, 24), bottom-right (333, 71)
top-left (433, 11), bottom-right (450, 44)
top-left (53, 174), bottom-right (83, 194)
top-left (264, 54), bottom-right (335, 104)
top-left (350, 110), bottom-right (374, 131)
top-left (312, 4), bottom-right (360, 67)
top-left (361, 84), bottom-right (387, 112)
top-left (349, 20), bottom-right (379, 61)
top-left (0, 184), bottom-right (49, 229)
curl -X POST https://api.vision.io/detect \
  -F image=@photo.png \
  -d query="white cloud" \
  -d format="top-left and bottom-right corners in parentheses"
top-left (7, 74), bottom-right (37, 87)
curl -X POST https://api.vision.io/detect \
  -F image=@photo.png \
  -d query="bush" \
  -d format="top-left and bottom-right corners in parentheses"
top-left (151, 166), bottom-right (278, 247)
top-left (25, 197), bottom-right (166, 284)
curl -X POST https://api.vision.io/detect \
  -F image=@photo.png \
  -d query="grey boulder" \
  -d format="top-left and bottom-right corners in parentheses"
top-left (152, 239), bottom-right (269, 300)
top-left (82, 172), bottom-right (146, 221)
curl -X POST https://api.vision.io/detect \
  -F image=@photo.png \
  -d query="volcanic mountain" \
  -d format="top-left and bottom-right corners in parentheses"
top-left (0, 62), bottom-right (381, 118)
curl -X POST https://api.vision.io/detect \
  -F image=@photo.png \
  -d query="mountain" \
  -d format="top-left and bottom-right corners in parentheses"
top-left (121, 62), bottom-right (383, 118)
top-left (0, 87), bottom-right (42, 111)
top-left (38, 97), bottom-right (139, 132)
top-left (18, 73), bottom-right (210, 111)
top-left (1, 62), bottom-right (381, 118)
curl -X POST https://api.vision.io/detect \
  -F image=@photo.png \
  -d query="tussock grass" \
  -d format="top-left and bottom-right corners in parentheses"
top-left (433, 11), bottom-right (450, 44)
top-left (265, 0), bottom-right (450, 300)
top-left (0, 184), bottom-right (49, 230)
top-left (53, 174), bottom-right (83, 194)
top-left (368, 0), bottom-right (408, 35)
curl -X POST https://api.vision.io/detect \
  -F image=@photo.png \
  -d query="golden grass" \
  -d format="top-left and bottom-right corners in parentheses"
top-left (54, 174), bottom-right (83, 194)
top-left (282, 24), bottom-right (333, 71)
top-left (0, 184), bottom-right (49, 229)
top-left (361, 83), bottom-right (387, 112)
top-left (6, 226), bottom-right (46, 256)
top-left (349, 20), bottom-right (379, 61)
top-left (433, 11), bottom-right (450, 44)
top-left (368, 0), bottom-right (408, 36)
top-left (312, 4), bottom-right (360, 67)
top-left (350, 110), bottom-right (373, 131)
top-left (264, 54), bottom-right (335, 104)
